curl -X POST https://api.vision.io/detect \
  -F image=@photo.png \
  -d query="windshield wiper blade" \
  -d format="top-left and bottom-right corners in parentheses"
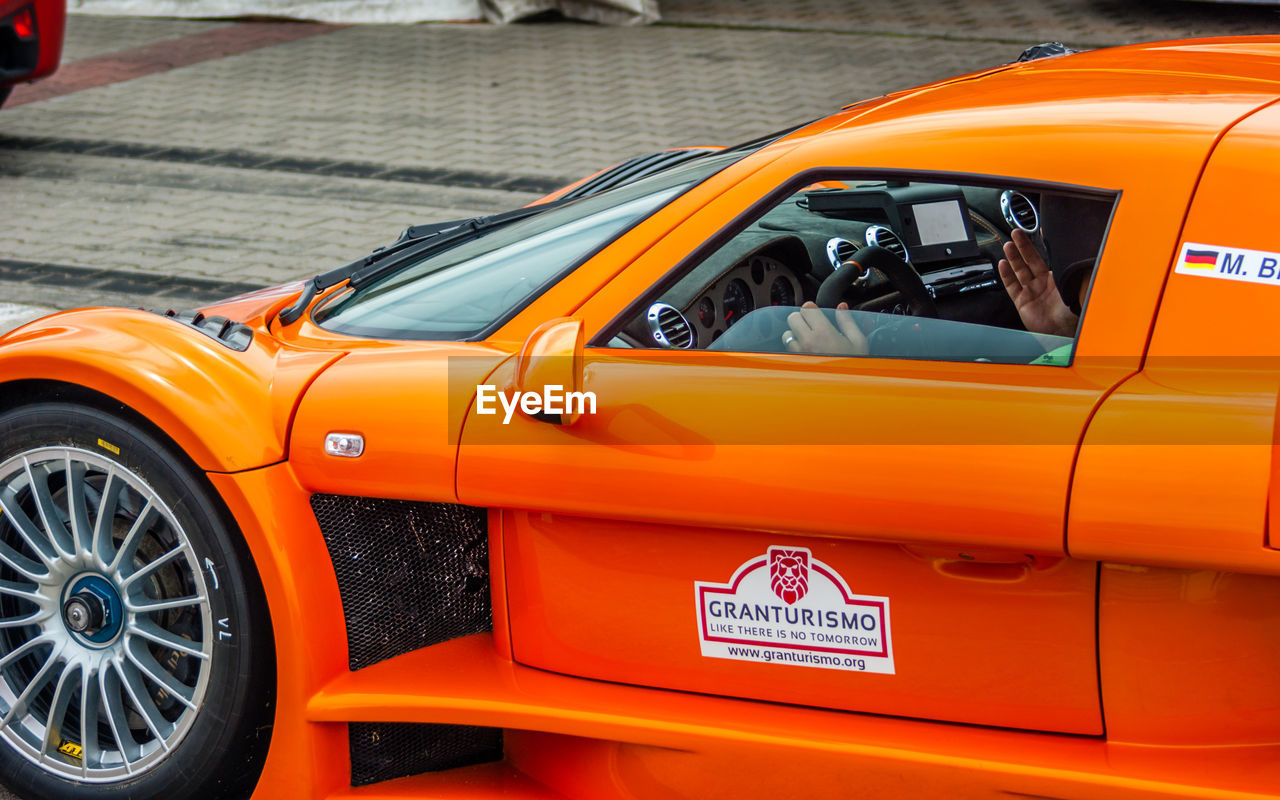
top-left (277, 201), bottom-right (563, 325)
top-left (347, 217), bottom-right (490, 289)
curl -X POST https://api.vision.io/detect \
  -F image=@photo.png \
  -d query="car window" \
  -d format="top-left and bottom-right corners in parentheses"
top-left (607, 174), bottom-right (1117, 366)
top-left (314, 148), bottom-right (750, 341)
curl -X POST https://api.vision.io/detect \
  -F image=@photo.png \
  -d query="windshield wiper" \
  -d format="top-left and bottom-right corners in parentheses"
top-left (277, 202), bottom-right (564, 325)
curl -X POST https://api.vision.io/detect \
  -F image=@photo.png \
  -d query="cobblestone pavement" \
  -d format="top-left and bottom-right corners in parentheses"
top-left (660, 0), bottom-right (1280, 47)
top-left (1, 1), bottom-right (1279, 332)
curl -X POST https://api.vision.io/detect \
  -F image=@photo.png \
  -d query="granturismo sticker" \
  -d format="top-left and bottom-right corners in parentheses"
top-left (695, 546), bottom-right (894, 674)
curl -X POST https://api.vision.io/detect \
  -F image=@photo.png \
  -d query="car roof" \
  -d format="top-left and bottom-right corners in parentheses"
top-left (767, 37), bottom-right (1280, 184)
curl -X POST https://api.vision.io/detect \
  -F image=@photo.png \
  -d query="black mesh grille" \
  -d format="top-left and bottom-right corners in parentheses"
top-left (349, 722), bottom-right (503, 786)
top-left (311, 494), bottom-right (492, 671)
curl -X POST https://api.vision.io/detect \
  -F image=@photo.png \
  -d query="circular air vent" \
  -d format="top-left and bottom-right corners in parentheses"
top-left (646, 302), bottom-right (695, 349)
top-left (1000, 190), bottom-right (1039, 233)
top-left (865, 226), bottom-right (910, 262)
top-left (825, 237), bottom-right (858, 271)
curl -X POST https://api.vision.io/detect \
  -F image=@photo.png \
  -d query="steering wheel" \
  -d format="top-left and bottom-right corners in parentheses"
top-left (816, 244), bottom-right (938, 318)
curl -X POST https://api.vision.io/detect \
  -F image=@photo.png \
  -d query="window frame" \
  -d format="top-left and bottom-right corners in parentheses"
top-left (590, 166), bottom-right (1121, 370)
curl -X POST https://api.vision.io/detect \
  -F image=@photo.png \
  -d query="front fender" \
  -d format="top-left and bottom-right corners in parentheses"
top-left (0, 308), bottom-right (341, 472)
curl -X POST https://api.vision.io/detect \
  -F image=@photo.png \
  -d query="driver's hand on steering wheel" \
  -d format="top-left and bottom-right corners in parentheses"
top-left (783, 302), bottom-right (868, 356)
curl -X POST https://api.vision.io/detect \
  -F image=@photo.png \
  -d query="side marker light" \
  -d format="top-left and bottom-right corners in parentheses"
top-left (324, 432), bottom-right (365, 458)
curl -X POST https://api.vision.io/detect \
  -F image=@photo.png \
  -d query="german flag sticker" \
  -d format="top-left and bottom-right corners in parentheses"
top-left (1181, 248), bottom-right (1218, 270)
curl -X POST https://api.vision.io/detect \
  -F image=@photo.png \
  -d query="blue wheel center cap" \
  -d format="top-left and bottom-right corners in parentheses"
top-left (63, 575), bottom-right (123, 645)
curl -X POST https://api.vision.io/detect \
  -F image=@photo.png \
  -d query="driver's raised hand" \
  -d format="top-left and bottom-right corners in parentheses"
top-left (783, 302), bottom-right (868, 356)
top-left (997, 229), bottom-right (1079, 338)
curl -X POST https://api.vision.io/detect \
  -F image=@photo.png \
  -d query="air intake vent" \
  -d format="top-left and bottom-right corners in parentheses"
top-left (646, 302), bottom-right (694, 348)
top-left (311, 495), bottom-right (491, 671)
top-left (1000, 190), bottom-right (1039, 233)
top-left (349, 723), bottom-right (502, 786)
top-left (865, 226), bottom-right (910, 262)
top-left (153, 308), bottom-right (254, 351)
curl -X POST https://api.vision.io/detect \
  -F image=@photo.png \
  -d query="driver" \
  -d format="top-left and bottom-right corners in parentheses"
top-left (783, 224), bottom-right (1096, 359)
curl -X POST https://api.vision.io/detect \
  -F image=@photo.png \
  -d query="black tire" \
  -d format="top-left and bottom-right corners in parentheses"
top-left (0, 403), bottom-right (273, 800)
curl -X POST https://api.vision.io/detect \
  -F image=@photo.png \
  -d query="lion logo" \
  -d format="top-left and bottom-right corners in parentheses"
top-left (769, 547), bottom-right (810, 605)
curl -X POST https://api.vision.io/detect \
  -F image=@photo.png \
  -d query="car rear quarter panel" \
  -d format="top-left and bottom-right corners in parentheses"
top-left (1070, 100), bottom-right (1280, 747)
top-left (1071, 100), bottom-right (1280, 575)
top-left (1099, 565), bottom-right (1280, 746)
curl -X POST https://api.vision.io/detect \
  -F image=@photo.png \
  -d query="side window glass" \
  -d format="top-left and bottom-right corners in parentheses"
top-left (609, 175), bottom-right (1117, 366)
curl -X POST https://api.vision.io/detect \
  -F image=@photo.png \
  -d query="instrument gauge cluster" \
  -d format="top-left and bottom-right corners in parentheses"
top-left (682, 253), bottom-right (804, 347)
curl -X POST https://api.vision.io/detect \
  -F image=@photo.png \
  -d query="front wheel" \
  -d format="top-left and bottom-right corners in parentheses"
top-left (0, 403), bottom-right (273, 800)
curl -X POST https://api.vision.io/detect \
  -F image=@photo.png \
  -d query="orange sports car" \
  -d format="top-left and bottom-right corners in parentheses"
top-left (1, 36), bottom-right (1279, 800)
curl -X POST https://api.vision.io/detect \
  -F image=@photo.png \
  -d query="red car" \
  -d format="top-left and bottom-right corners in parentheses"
top-left (0, 0), bottom-right (65, 108)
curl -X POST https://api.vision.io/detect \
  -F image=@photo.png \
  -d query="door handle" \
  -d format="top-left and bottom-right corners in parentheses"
top-left (901, 544), bottom-right (1062, 582)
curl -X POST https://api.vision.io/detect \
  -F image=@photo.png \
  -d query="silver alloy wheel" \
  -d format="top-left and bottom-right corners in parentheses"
top-left (0, 447), bottom-right (212, 782)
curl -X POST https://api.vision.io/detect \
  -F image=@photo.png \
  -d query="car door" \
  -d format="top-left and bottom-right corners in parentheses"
top-left (455, 141), bottom-right (1191, 734)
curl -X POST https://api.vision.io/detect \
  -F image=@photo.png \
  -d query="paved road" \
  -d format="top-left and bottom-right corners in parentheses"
top-left (3, 0), bottom-right (1279, 332)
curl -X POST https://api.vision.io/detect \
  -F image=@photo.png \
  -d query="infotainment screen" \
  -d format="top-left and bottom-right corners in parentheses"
top-left (913, 200), bottom-right (969, 246)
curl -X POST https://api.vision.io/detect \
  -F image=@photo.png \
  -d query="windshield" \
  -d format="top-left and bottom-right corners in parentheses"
top-left (315, 148), bottom-right (748, 340)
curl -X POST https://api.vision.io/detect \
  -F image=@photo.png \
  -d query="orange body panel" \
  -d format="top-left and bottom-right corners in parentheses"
top-left (6, 38), bottom-right (1280, 800)
top-left (1099, 564), bottom-right (1280, 747)
top-left (1069, 370), bottom-right (1279, 572)
top-left (290, 343), bottom-right (510, 503)
top-left (209, 464), bottom-right (350, 800)
top-left (458, 351), bottom-right (1108, 553)
top-left (501, 512), bottom-right (1102, 733)
top-left (0, 308), bottom-right (338, 471)
top-left (1070, 100), bottom-right (1280, 573)
top-left (306, 632), bottom-right (1280, 799)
